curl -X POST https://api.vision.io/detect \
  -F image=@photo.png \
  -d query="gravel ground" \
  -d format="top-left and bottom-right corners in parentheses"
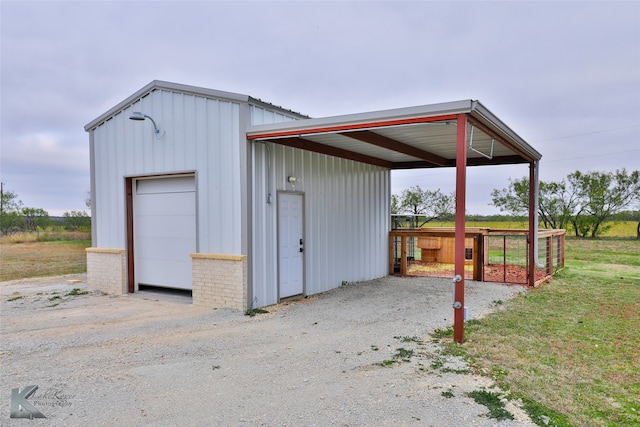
top-left (0, 274), bottom-right (537, 426)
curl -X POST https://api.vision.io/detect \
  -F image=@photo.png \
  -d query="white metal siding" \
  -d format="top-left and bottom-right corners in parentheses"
top-left (250, 104), bottom-right (301, 125)
top-left (251, 143), bottom-right (390, 308)
top-left (91, 89), bottom-right (242, 255)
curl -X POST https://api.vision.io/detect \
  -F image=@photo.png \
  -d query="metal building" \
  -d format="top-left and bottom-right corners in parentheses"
top-left (84, 81), bottom-right (388, 310)
top-left (85, 80), bottom-right (541, 328)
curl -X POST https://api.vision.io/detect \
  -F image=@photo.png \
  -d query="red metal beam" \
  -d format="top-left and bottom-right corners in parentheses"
top-left (454, 113), bottom-right (467, 344)
top-left (265, 136), bottom-right (394, 169)
top-left (390, 155), bottom-right (527, 170)
top-left (341, 130), bottom-right (450, 167)
top-left (125, 178), bottom-right (135, 293)
top-left (528, 162), bottom-right (536, 287)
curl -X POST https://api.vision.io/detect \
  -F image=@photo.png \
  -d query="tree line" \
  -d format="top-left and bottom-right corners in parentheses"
top-left (0, 184), bottom-right (90, 235)
top-left (392, 169), bottom-right (640, 238)
top-left (491, 169), bottom-right (639, 238)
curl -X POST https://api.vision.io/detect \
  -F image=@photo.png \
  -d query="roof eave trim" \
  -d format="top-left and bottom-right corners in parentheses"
top-left (248, 113), bottom-right (461, 140)
top-left (469, 101), bottom-right (542, 161)
top-left (246, 99), bottom-right (474, 138)
top-left (84, 80), bottom-right (251, 132)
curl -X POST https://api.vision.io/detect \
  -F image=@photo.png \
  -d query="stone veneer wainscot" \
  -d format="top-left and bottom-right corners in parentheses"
top-left (191, 253), bottom-right (247, 311)
top-left (86, 248), bottom-right (127, 295)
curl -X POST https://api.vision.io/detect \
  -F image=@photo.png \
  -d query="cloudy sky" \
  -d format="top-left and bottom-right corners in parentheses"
top-left (1, 0), bottom-right (639, 216)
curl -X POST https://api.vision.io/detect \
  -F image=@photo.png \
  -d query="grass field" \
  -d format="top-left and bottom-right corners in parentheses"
top-left (436, 237), bottom-right (640, 426)
top-left (0, 232), bottom-right (91, 282)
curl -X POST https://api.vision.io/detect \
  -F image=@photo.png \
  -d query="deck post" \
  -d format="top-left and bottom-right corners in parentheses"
top-left (389, 235), bottom-right (395, 275)
top-left (473, 234), bottom-right (483, 281)
top-left (401, 235), bottom-right (408, 276)
top-left (453, 114), bottom-right (467, 344)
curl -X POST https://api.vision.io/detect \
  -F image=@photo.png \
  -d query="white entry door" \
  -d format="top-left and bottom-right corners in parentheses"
top-left (134, 176), bottom-right (196, 290)
top-left (278, 193), bottom-right (304, 298)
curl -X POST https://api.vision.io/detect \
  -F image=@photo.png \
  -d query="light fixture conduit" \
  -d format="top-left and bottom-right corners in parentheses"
top-left (129, 111), bottom-right (164, 139)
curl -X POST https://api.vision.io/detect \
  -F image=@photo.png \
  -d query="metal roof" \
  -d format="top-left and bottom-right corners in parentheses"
top-left (85, 81), bottom-right (540, 168)
top-left (247, 99), bottom-right (541, 169)
top-left (84, 80), bottom-right (308, 132)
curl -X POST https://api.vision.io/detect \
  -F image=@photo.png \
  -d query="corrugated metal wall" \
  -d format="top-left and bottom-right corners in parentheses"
top-left (250, 104), bottom-right (302, 125)
top-left (251, 143), bottom-right (390, 308)
top-left (91, 89), bottom-right (242, 254)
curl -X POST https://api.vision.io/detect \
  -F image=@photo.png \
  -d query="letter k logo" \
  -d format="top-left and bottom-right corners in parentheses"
top-left (10, 385), bottom-right (46, 419)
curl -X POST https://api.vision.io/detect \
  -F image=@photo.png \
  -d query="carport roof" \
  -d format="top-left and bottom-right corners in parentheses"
top-left (246, 99), bottom-right (541, 169)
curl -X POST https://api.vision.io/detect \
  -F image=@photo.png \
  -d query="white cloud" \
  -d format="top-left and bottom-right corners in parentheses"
top-left (3, 132), bottom-right (88, 172)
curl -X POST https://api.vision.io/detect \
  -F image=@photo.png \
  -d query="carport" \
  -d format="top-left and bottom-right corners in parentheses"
top-left (247, 100), bottom-right (542, 343)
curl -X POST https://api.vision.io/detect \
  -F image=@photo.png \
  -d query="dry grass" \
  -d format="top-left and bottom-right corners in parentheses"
top-left (0, 233), bottom-right (91, 281)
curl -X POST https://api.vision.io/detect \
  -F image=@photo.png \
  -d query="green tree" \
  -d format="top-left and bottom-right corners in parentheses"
top-left (569, 169), bottom-right (640, 238)
top-left (63, 210), bottom-right (90, 231)
top-left (391, 194), bottom-right (400, 215)
top-left (491, 169), bottom-right (640, 238)
top-left (22, 207), bottom-right (50, 233)
top-left (490, 177), bottom-right (529, 216)
top-left (0, 184), bottom-right (24, 235)
top-left (395, 185), bottom-right (455, 227)
top-left (490, 177), bottom-right (577, 230)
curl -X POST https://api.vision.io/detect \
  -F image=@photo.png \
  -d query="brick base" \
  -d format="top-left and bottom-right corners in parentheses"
top-left (86, 248), bottom-right (126, 295)
top-left (191, 253), bottom-right (247, 311)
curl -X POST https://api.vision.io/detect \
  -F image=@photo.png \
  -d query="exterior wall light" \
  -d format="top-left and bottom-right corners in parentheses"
top-left (287, 176), bottom-right (298, 190)
top-left (129, 112), bottom-right (164, 138)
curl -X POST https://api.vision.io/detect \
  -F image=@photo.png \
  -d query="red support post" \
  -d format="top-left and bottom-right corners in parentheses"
top-left (454, 114), bottom-right (467, 344)
top-left (528, 162), bottom-right (536, 287)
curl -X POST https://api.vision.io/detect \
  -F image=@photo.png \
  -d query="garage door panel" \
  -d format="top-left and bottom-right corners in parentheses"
top-left (134, 176), bottom-right (196, 290)
top-left (135, 215), bottom-right (196, 239)
top-left (136, 237), bottom-right (195, 260)
top-left (137, 176), bottom-right (195, 194)
top-left (136, 192), bottom-right (195, 216)
top-left (136, 259), bottom-right (192, 290)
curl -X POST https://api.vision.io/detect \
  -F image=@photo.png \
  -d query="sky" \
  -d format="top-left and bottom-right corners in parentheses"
top-left (1, 0), bottom-right (639, 216)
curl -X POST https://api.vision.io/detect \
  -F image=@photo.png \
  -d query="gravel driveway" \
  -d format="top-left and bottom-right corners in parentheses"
top-left (1, 274), bottom-right (536, 426)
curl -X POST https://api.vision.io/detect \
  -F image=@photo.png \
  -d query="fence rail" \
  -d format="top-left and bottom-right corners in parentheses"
top-left (389, 227), bottom-right (565, 286)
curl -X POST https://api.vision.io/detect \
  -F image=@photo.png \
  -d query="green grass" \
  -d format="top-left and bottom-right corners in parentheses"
top-left (437, 237), bottom-right (640, 426)
top-left (66, 288), bottom-right (89, 296)
top-left (244, 308), bottom-right (269, 317)
top-left (467, 389), bottom-right (514, 421)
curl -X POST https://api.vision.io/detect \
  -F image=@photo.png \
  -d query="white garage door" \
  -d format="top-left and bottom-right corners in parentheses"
top-left (134, 176), bottom-right (196, 290)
